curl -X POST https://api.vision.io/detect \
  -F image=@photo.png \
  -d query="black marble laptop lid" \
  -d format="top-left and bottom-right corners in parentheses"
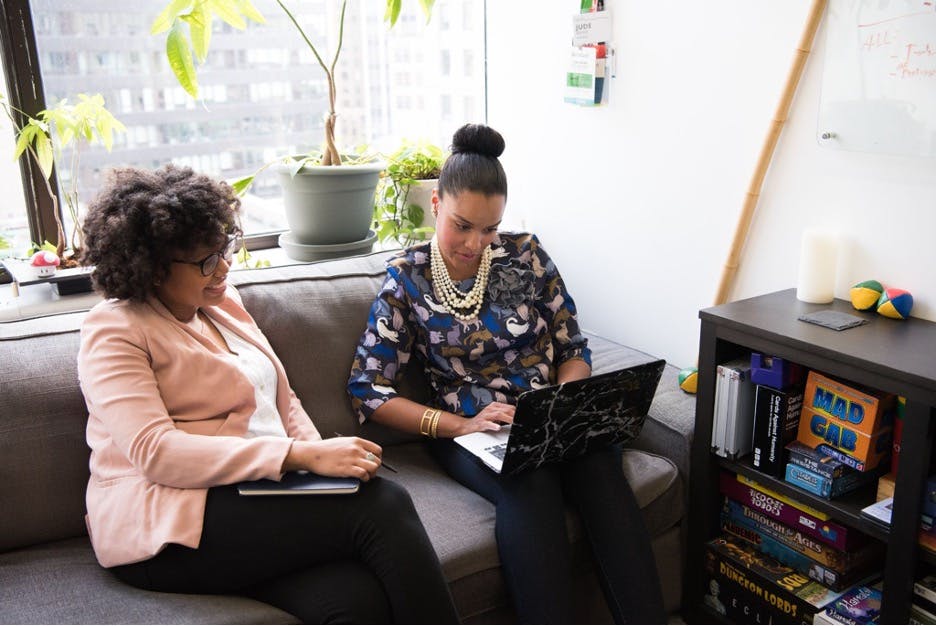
top-left (501, 359), bottom-right (665, 476)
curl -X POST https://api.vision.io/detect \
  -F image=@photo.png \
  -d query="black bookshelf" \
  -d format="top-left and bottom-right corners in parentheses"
top-left (682, 289), bottom-right (936, 624)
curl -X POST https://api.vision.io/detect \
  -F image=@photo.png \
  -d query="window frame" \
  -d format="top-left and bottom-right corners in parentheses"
top-left (0, 0), bottom-right (60, 248)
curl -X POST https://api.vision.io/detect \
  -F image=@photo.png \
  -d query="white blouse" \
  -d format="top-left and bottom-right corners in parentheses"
top-left (214, 321), bottom-right (288, 439)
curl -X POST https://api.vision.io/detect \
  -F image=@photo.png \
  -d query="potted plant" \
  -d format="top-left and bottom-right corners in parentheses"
top-left (152, 0), bottom-right (436, 254)
top-left (373, 140), bottom-right (445, 246)
top-left (0, 92), bottom-right (124, 293)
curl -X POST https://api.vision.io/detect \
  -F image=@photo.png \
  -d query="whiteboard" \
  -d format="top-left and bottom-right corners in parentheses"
top-left (817, 0), bottom-right (936, 157)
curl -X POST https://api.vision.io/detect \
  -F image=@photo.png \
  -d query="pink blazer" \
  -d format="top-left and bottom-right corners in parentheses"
top-left (77, 286), bottom-right (321, 567)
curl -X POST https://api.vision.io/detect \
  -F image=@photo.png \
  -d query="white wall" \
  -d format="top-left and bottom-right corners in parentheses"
top-left (485, 1), bottom-right (936, 370)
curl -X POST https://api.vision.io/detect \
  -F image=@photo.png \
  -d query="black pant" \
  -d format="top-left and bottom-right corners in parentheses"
top-left (111, 478), bottom-right (458, 624)
top-left (430, 440), bottom-right (666, 624)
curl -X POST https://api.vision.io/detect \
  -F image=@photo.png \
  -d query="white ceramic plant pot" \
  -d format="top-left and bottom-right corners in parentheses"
top-left (407, 179), bottom-right (437, 228)
top-left (276, 160), bottom-right (386, 246)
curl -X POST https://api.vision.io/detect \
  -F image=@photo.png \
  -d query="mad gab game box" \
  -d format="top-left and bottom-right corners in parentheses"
top-left (796, 371), bottom-right (895, 472)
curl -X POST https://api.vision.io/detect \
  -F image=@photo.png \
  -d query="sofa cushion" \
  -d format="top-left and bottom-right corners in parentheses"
top-left (0, 537), bottom-right (299, 625)
top-left (0, 322), bottom-right (89, 552)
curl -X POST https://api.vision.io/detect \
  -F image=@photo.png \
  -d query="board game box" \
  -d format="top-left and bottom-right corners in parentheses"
top-left (796, 371), bottom-right (895, 471)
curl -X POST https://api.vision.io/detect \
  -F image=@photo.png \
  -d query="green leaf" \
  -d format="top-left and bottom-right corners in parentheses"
top-left (407, 205), bottom-right (425, 224)
top-left (16, 121), bottom-right (55, 178)
top-left (419, 0), bottom-right (436, 23)
top-left (229, 174), bottom-right (255, 196)
top-left (235, 245), bottom-right (251, 264)
top-left (284, 154), bottom-right (321, 176)
top-left (183, 4), bottom-right (212, 63)
top-left (95, 109), bottom-right (126, 152)
top-left (151, 0), bottom-right (194, 34)
top-left (385, 0), bottom-right (434, 27)
top-left (207, 0), bottom-right (247, 30)
top-left (33, 133), bottom-right (54, 179)
top-left (385, 0), bottom-right (401, 27)
top-left (376, 220), bottom-right (395, 242)
top-left (166, 22), bottom-right (199, 98)
top-left (12, 124), bottom-right (35, 161)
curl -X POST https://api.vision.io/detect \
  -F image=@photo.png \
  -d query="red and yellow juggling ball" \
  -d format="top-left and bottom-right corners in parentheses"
top-left (876, 288), bottom-right (913, 320)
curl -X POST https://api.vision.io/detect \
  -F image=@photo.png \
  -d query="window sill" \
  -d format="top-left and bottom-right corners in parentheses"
top-left (0, 240), bottom-right (400, 322)
top-left (0, 281), bottom-right (102, 322)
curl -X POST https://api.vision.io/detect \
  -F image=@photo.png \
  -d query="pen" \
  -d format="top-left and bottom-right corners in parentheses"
top-left (333, 432), bottom-right (399, 473)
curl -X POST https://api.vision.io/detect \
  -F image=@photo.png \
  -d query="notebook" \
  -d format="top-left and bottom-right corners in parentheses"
top-left (453, 359), bottom-right (665, 475)
top-left (237, 471), bottom-right (360, 496)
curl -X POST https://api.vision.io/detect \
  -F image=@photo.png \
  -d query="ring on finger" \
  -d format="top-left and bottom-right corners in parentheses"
top-left (365, 452), bottom-right (378, 462)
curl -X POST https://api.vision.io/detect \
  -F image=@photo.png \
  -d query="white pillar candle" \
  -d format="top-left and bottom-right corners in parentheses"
top-left (796, 229), bottom-right (838, 303)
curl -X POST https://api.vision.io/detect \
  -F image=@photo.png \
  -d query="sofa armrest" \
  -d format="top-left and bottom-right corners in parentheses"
top-left (584, 332), bottom-right (695, 483)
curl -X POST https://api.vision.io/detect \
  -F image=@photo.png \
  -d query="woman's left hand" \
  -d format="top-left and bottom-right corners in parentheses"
top-left (282, 437), bottom-right (383, 481)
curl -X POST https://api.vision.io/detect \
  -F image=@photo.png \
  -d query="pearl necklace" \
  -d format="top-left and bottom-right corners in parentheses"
top-left (430, 237), bottom-right (492, 321)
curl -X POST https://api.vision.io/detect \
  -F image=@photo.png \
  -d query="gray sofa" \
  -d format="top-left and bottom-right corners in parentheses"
top-left (0, 249), bottom-right (695, 624)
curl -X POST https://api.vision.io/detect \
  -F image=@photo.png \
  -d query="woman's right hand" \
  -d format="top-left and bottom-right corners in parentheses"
top-left (455, 401), bottom-right (515, 436)
top-left (282, 437), bottom-right (383, 481)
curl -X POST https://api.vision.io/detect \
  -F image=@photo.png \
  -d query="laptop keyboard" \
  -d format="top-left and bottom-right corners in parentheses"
top-left (485, 442), bottom-right (508, 460)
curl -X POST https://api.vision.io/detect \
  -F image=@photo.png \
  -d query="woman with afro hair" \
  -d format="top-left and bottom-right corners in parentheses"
top-left (77, 164), bottom-right (457, 624)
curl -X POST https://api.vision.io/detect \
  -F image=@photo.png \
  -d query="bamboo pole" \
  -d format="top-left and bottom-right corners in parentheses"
top-left (713, 0), bottom-right (828, 306)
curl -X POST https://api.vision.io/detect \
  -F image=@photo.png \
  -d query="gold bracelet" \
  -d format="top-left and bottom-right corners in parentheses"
top-left (420, 408), bottom-right (436, 437)
top-left (429, 410), bottom-right (441, 439)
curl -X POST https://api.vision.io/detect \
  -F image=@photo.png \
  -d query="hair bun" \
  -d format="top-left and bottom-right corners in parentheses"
top-left (450, 124), bottom-right (505, 159)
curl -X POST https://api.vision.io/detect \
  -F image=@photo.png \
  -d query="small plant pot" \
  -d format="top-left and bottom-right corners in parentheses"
top-left (407, 179), bottom-right (437, 229)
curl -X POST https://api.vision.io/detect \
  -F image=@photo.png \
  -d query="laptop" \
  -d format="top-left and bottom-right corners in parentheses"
top-left (453, 359), bottom-right (665, 475)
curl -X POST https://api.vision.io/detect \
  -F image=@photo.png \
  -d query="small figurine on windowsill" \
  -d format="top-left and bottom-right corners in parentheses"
top-left (30, 250), bottom-right (61, 277)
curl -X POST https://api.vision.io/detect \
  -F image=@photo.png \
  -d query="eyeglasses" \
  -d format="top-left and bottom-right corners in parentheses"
top-left (172, 234), bottom-right (242, 276)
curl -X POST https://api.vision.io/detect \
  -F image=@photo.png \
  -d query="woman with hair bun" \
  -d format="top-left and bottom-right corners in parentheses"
top-left (78, 164), bottom-right (457, 624)
top-left (348, 124), bottom-right (666, 623)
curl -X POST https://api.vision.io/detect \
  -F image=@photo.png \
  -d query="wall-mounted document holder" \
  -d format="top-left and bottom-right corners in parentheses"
top-left (565, 0), bottom-right (614, 107)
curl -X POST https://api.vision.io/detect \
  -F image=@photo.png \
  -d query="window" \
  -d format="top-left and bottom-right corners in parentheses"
top-left (0, 60), bottom-right (29, 257)
top-left (441, 50), bottom-right (451, 76)
top-left (0, 0), bottom-right (487, 250)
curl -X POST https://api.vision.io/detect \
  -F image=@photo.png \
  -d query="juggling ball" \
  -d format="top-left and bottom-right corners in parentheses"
top-left (877, 288), bottom-right (913, 320)
top-left (850, 280), bottom-right (883, 311)
top-left (678, 367), bottom-right (698, 394)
